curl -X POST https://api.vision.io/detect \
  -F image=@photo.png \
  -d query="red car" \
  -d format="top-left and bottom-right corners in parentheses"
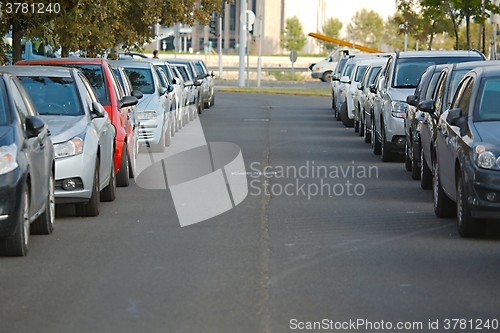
top-left (16, 58), bottom-right (138, 186)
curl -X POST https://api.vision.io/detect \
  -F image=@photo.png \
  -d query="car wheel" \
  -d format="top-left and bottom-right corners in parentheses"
top-left (359, 116), bottom-right (364, 137)
top-left (404, 140), bottom-right (412, 171)
top-left (364, 114), bottom-right (371, 144)
top-left (372, 120), bottom-right (381, 155)
top-left (322, 71), bottom-right (331, 82)
top-left (116, 144), bottom-right (129, 187)
top-left (75, 157), bottom-right (100, 217)
top-left (433, 157), bottom-right (456, 218)
top-left (354, 119), bottom-right (360, 133)
top-left (197, 98), bottom-right (203, 115)
top-left (340, 101), bottom-right (354, 128)
top-left (331, 96), bottom-right (335, 110)
top-left (420, 146), bottom-right (432, 190)
top-left (210, 93), bottom-right (215, 106)
top-left (0, 185), bottom-right (30, 256)
top-left (411, 144), bottom-right (421, 180)
top-left (101, 159), bottom-right (116, 202)
top-left (128, 138), bottom-right (137, 179)
top-left (456, 173), bottom-right (486, 237)
top-left (381, 126), bottom-right (396, 162)
top-left (32, 172), bottom-right (55, 235)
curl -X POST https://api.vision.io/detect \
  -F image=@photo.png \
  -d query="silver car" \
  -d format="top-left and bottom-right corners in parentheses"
top-left (193, 59), bottom-right (215, 108)
top-left (5, 66), bottom-right (116, 217)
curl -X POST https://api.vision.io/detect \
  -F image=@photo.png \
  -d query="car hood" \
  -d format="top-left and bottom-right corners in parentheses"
top-left (474, 121), bottom-right (500, 146)
top-left (41, 115), bottom-right (88, 144)
top-left (0, 126), bottom-right (14, 147)
top-left (388, 87), bottom-right (415, 102)
top-left (136, 93), bottom-right (158, 112)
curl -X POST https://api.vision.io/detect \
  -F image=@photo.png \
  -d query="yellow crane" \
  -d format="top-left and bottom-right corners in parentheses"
top-left (308, 32), bottom-right (382, 53)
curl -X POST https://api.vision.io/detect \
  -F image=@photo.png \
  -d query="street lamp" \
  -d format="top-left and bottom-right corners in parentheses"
top-left (399, 22), bottom-right (408, 52)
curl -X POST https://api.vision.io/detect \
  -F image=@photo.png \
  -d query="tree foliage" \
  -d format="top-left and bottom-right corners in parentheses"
top-left (280, 16), bottom-right (306, 52)
top-left (319, 18), bottom-right (343, 52)
top-left (346, 9), bottom-right (385, 50)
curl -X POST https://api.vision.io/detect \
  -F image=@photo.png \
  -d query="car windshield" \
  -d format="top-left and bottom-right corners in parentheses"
top-left (475, 78), bottom-right (500, 122)
top-left (393, 56), bottom-right (484, 88)
top-left (0, 81), bottom-right (10, 125)
top-left (61, 64), bottom-right (110, 106)
top-left (175, 66), bottom-right (191, 82)
top-left (18, 76), bottom-right (83, 116)
top-left (336, 57), bottom-right (348, 74)
top-left (354, 65), bottom-right (368, 82)
top-left (194, 63), bottom-right (205, 76)
top-left (124, 68), bottom-right (155, 94)
top-left (368, 66), bottom-right (382, 85)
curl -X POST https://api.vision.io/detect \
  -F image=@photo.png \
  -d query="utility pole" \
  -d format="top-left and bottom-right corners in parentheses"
top-left (238, 0), bottom-right (247, 87)
top-left (491, 0), bottom-right (499, 60)
top-left (218, 15), bottom-right (223, 79)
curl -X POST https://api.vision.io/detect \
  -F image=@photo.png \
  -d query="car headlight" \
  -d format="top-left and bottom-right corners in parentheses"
top-left (474, 145), bottom-right (500, 170)
top-left (0, 143), bottom-right (18, 175)
top-left (391, 100), bottom-right (407, 118)
top-left (138, 111), bottom-right (157, 120)
top-left (54, 136), bottom-right (84, 159)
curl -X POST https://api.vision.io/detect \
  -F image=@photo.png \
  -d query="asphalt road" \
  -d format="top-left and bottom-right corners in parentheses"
top-left (1, 89), bottom-right (500, 333)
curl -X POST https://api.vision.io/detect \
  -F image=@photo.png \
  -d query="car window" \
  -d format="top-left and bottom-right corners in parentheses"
top-left (155, 67), bottom-right (169, 88)
top-left (175, 66), bottom-right (191, 82)
top-left (353, 65), bottom-right (368, 82)
top-left (433, 71), bottom-right (448, 115)
top-left (18, 76), bottom-right (83, 116)
top-left (367, 66), bottom-right (381, 85)
top-left (124, 68), bottom-right (155, 94)
top-left (0, 80), bottom-right (10, 125)
top-left (62, 64), bottom-right (110, 106)
top-left (451, 77), bottom-right (473, 116)
top-left (423, 70), bottom-right (442, 101)
top-left (79, 73), bottom-right (99, 103)
top-left (9, 79), bottom-right (31, 126)
top-left (475, 78), bottom-right (500, 121)
top-left (342, 63), bottom-right (354, 77)
top-left (109, 69), bottom-right (124, 99)
top-left (194, 63), bottom-right (204, 75)
top-left (414, 69), bottom-right (430, 99)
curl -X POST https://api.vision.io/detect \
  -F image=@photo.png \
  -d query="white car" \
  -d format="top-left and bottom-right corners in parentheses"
top-left (119, 61), bottom-right (173, 153)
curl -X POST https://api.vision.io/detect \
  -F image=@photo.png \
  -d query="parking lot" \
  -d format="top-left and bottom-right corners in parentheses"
top-left (1, 87), bottom-right (499, 332)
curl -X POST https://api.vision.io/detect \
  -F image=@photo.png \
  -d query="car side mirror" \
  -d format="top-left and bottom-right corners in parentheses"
top-left (193, 80), bottom-right (202, 87)
top-left (172, 78), bottom-right (177, 85)
top-left (159, 87), bottom-right (167, 96)
top-left (446, 108), bottom-right (468, 136)
top-left (167, 85), bottom-right (174, 93)
top-left (357, 82), bottom-right (363, 90)
top-left (120, 95), bottom-right (138, 108)
top-left (406, 94), bottom-right (418, 107)
top-left (328, 57), bottom-right (333, 62)
top-left (417, 100), bottom-right (435, 113)
top-left (332, 74), bottom-right (339, 81)
top-left (340, 75), bottom-right (350, 84)
top-left (91, 102), bottom-right (106, 118)
top-left (131, 90), bottom-right (143, 100)
top-left (25, 116), bottom-right (45, 138)
top-left (210, 71), bottom-right (215, 77)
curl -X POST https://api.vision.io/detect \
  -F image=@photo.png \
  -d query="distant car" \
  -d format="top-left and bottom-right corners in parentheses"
top-left (419, 65), bottom-right (500, 237)
top-left (0, 72), bottom-right (55, 256)
top-left (118, 60), bottom-right (174, 153)
top-left (5, 66), bottom-right (117, 217)
top-left (155, 66), bottom-right (177, 137)
top-left (168, 59), bottom-right (204, 115)
top-left (404, 64), bottom-right (446, 180)
top-left (15, 57), bottom-right (139, 187)
top-left (193, 59), bottom-right (215, 108)
top-left (173, 63), bottom-right (200, 122)
top-left (371, 50), bottom-right (486, 162)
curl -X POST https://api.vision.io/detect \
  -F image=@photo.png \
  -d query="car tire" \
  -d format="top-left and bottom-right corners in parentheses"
top-left (210, 93), bottom-right (215, 106)
top-left (340, 101), bottom-right (354, 128)
top-left (32, 172), bottom-right (55, 235)
top-left (75, 157), bottom-right (100, 217)
top-left (433, 157), bottom-right (456, 218)
top-left (420, 146), bottom-right (432, 190)
top-left (372, 120), bottom-right (381, 155)
top-left (411, 144), bottom-right (421, 180)
top-left (101, 160), bottom-right (116, 202)
top-left (331, 96), bottom-right (335, 110)
top-left (456, 173), bottom-right (486, 237)
top-left (116, 144), bottom-right (129, 187)
top-left (359, 117), bottom-right (364, 137)
top-left (364, 114), bottom-right (371, 144)
top-left (354, 119), bottom-right (360, 133)
top-left (128, 138), bottom-right (137, 179)
top-left (381, 126), bottom-right (396, 162)
top-left (0, 185), bottom-right (30, 256)
top-left (322, 71), bottom-right (331, 82)
top-left (405, 140), bottom-right (412, 171)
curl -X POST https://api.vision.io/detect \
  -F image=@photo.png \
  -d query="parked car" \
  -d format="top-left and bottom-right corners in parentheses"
top-left (15, 57), bottom-right (139, 187)
top-left (154, 66), bottom-right (177, 137)
top-left (352, 58), bottom-right (388, 133)
top-left (0, 71), bottom-right (55, 256)
top-left (330, 54), bottom-right (351, 118)
top-left (118, 60), bottom-right (173, 153)
top-left (110, 64), bottom-right (143, 178)
top-left (363, 62), bottom-right (386, 144)
top-left (168, 58), bottom-right (204, 115)
top-left (419, 61), bottom-right (497, 190)
top-left (371, 50), bottom-right (486, 162)
top-left (419, 65), bottom-right (500, 237)
top-left (193, 59), bottom-right (215, 108)
top-left (312, 48), bottom-right (350, 82)
top-left (172, 63), bottom-right (200, 122)
top-left (404, 64), bottom-right (446, 180)
top-left (5, 66), bottom-right (117, 217)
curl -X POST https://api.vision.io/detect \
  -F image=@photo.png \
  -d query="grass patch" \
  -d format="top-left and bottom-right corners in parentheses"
top-left (216, 87), bottom-right (330, 97)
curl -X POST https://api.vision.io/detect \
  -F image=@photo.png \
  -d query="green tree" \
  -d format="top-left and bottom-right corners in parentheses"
top-left (280, 16), bottom-right (306, 52)
top-left (346, 9), bottom-right (385, 50)
top-left (319, 18), bottom-right (343, 52)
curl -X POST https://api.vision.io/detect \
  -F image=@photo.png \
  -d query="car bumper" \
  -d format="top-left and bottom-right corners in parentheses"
top-left (311, 72), bottom-right (323, 79)
top-left (54, 152), bottom-right (96, 204)
top-left (0, 168), bottom-right (25, 238)
top-left (386, 116), bottom-right (406, 152)
top-left (138, 113), bottom-right (166, 145)
top-left (467, 167), bottom-right (500, 219)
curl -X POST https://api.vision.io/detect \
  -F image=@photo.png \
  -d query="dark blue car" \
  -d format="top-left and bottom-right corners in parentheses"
top-left (0, 72), bottom-right (55, 256)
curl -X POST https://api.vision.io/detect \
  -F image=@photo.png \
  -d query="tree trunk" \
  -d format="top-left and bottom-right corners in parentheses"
top-left (465, 11), bottom-right (471, 50)
top-left (428, 20), bottom-right (436, 50)
top-left (12, 20), bottom-right (23, 64)
top-left (447, 2), bottom-right (460, 50)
